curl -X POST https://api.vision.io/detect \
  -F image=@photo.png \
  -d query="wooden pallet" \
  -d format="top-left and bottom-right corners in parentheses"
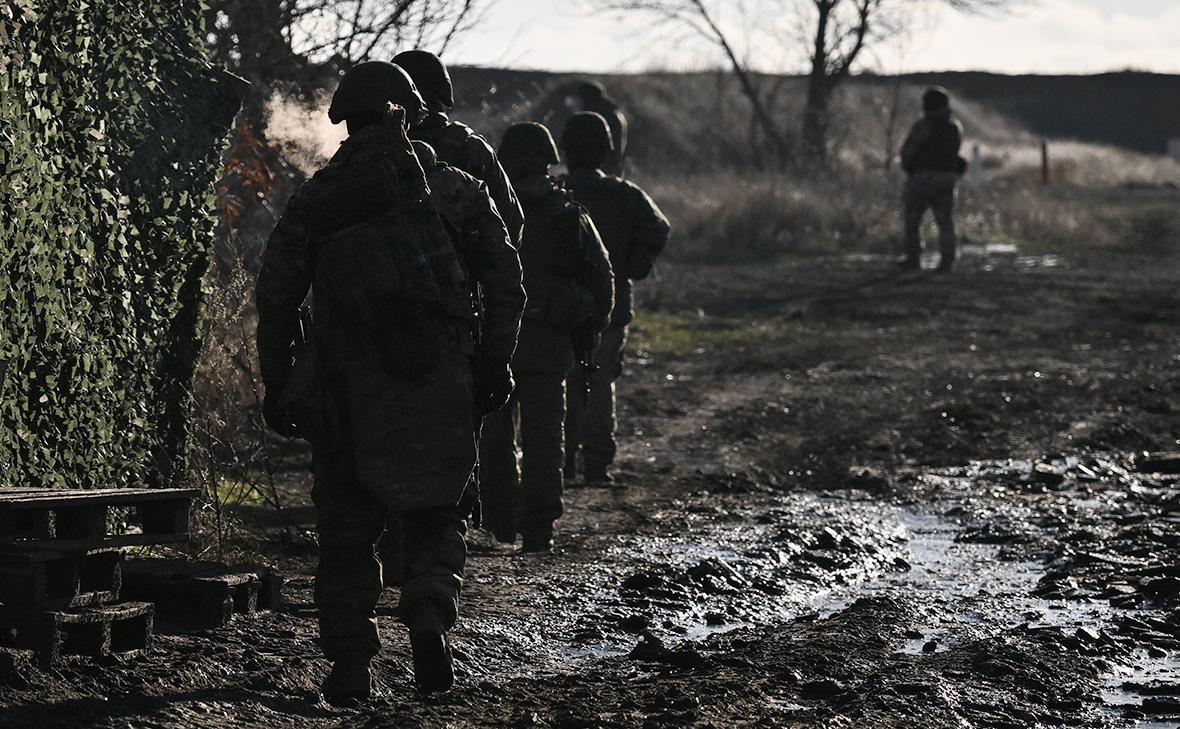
top-left (0, 548), bottom-right (122, 610)
top-left (121, 559), bottom-right (274, 629)
top-left (0, 488), bottom-right (198, 552)
top-left (0, 601), bottom-right (153, 668)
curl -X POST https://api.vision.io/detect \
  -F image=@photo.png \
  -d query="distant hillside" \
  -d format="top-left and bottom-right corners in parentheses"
top-left (900, 71), bottom-right (1180, 155)
top-left (447, 67), bottom-right (1180, 174)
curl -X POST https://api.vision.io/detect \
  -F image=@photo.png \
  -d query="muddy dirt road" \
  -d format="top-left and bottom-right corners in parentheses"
top-left (3, 251), bottom-right (1179, 728)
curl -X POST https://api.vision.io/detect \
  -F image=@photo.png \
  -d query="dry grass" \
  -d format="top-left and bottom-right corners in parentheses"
top-left (643, 166), bottom-right (1180, 265)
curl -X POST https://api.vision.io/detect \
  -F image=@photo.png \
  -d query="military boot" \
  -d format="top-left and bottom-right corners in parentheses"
top-left (321, 655), bottom-right (373, 705)
top-left (410, 627), bottom-right (455, 693)
top-left (520, 522), bottom-right (554, 553)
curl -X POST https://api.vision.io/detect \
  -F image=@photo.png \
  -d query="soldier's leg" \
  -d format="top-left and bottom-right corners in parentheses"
top-left (477, 403), bottom-right (519, 542)
top-left (517, 373), bottom-right (567, 550)
top-left (397, 505), bottom-right (467, 632)
top-left (563, 369), bottom-right (585, 479)
top-left (397, 503), bottom-right (467, 692)
top-left (902, 180), bottom-right (928, 266)
top-left (931, 185), bottom-right (958, 269)
top-left (313, 480), bottom-right (387, 664)
top-left (583, 326), bottom-right (628, 483)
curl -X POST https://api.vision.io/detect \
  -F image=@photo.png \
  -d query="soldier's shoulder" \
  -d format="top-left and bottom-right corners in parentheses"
top-left (456, 125), bottom-right (497, 160)
top-left (549, 189), bottom-right (587, 219)
top-left (429, 162), bottom-right (489, 205)
top-left (619, 177), bottom-right (658, 202)
top-left (290, 163), bottom-right (343, 211)
top-left (431, 159), bottom-right (481, 184)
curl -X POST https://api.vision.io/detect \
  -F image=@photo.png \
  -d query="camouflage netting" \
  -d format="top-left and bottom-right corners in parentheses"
top-left (0, 1), bottom-right (240, 488)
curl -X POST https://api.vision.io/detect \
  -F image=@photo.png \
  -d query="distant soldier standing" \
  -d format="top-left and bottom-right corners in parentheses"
top-left (898, 86), bottom-right (967, 273)
top-left (256, 62), bottom-right (523, 702)
top-left (560, 112), bottom-right (670, 485)
top-left (479, 122), bottom-right (614, 551)
top-left (393, 50), bottom-right (524, 246)
top-left (571, 80), bottom-right (628, 176)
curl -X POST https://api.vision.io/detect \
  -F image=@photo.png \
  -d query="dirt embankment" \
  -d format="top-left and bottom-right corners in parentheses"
top-left (3, 250), bottom-right (1179, 728)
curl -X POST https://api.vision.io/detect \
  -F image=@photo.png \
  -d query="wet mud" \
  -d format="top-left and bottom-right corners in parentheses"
top-left (2, 252), bottom-right (1179, 727)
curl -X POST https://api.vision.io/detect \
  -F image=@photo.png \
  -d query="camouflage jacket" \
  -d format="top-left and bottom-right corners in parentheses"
top-left (422, 155), bottom-right (526, 364)
top-left (411, 112), bottom-right (524, 247)
top-left (901, 111), bottom-right (964, 176)
top-left (510, 173), bottom-right (613, 374)
top-left (562, 168), bottom-right (670, 328)
top-left (255, 124), bottom-right (521, 510)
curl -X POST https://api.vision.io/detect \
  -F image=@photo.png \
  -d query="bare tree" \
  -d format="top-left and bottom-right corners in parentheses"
top-left (799, 0), bottom-right (878, 166)
top-left (600, 0), bottom-right (796, 169)
top-left (204, 0), bottom-right (489, 98)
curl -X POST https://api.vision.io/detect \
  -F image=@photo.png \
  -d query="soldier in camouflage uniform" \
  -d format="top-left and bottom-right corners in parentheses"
top-left (393, 50), bottom-right (524, 246)
top-left (256, 62), bottom-right (523, 702)
top-left (560, 112), bottom-right (670, 485)
top-left (899, 86), bottom-right (966, 273)
top-left (478, 122), bottom-right (614, 552)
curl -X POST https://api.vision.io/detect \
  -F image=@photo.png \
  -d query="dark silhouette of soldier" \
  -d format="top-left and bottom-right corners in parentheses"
top-left (479, 122), bottom-right (614, 551)
top-left (560, 112), bottom-right (669, 486)
top-left (256, 61), bottom-right (523, 702)
top-left (899, 86), bottom-right (966, 272)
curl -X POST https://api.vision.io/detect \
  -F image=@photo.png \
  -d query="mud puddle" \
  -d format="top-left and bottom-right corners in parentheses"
top-left (457, 486), bottom-right (912, 679)
top-left (812, 508), bottom-right (1179, 725)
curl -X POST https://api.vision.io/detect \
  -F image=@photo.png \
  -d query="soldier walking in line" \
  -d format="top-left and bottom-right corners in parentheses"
top-left (256, 62), bottom-right (523, 703)
top-left (393, 50), bottom-right (524, 246)
top-left (478, 122), bottom-right (614, 552)
top-left (898, 86), bottom-right (967, 273)
top-left (560, 112), bottom-right (670, 486)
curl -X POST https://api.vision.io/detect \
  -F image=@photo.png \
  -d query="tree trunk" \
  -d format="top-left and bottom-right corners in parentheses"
top-left (802, 1), bottom-right (834, 168)
top-left (802, 80), bottom-right (831, 167)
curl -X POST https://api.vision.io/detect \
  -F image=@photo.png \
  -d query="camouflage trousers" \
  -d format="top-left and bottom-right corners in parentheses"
top-left (564, 325), bottom-right (627, 479)
top-left (479, 372), bottom-right (567, 539)
top-left (313, 478), bottom-right (466, 662)
top-left (903, 172), bottom-right (958, 264)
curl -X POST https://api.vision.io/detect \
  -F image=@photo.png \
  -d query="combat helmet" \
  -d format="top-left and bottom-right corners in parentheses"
top-left (560, 111), bottom-right (614, 152)
top-left (328, 61), bottom-right (426, 125)
top-left (499, 122), bottom-right (560, 167)
top-left (574, 79), bottom-right (606, 103)
top-left (392, 50), bottom-right (454, 110)
top-left (922, 86), bottom-right (951, 114)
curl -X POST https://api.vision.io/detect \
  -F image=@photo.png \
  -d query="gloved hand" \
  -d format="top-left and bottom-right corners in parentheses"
top-left (474, 357), bottom-right (514, 416)
top-left (262, 384), bottom-right (300, 438)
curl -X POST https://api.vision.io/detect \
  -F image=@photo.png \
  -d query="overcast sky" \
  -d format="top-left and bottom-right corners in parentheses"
top-left (442, 0), bottom-right (1180, 75)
